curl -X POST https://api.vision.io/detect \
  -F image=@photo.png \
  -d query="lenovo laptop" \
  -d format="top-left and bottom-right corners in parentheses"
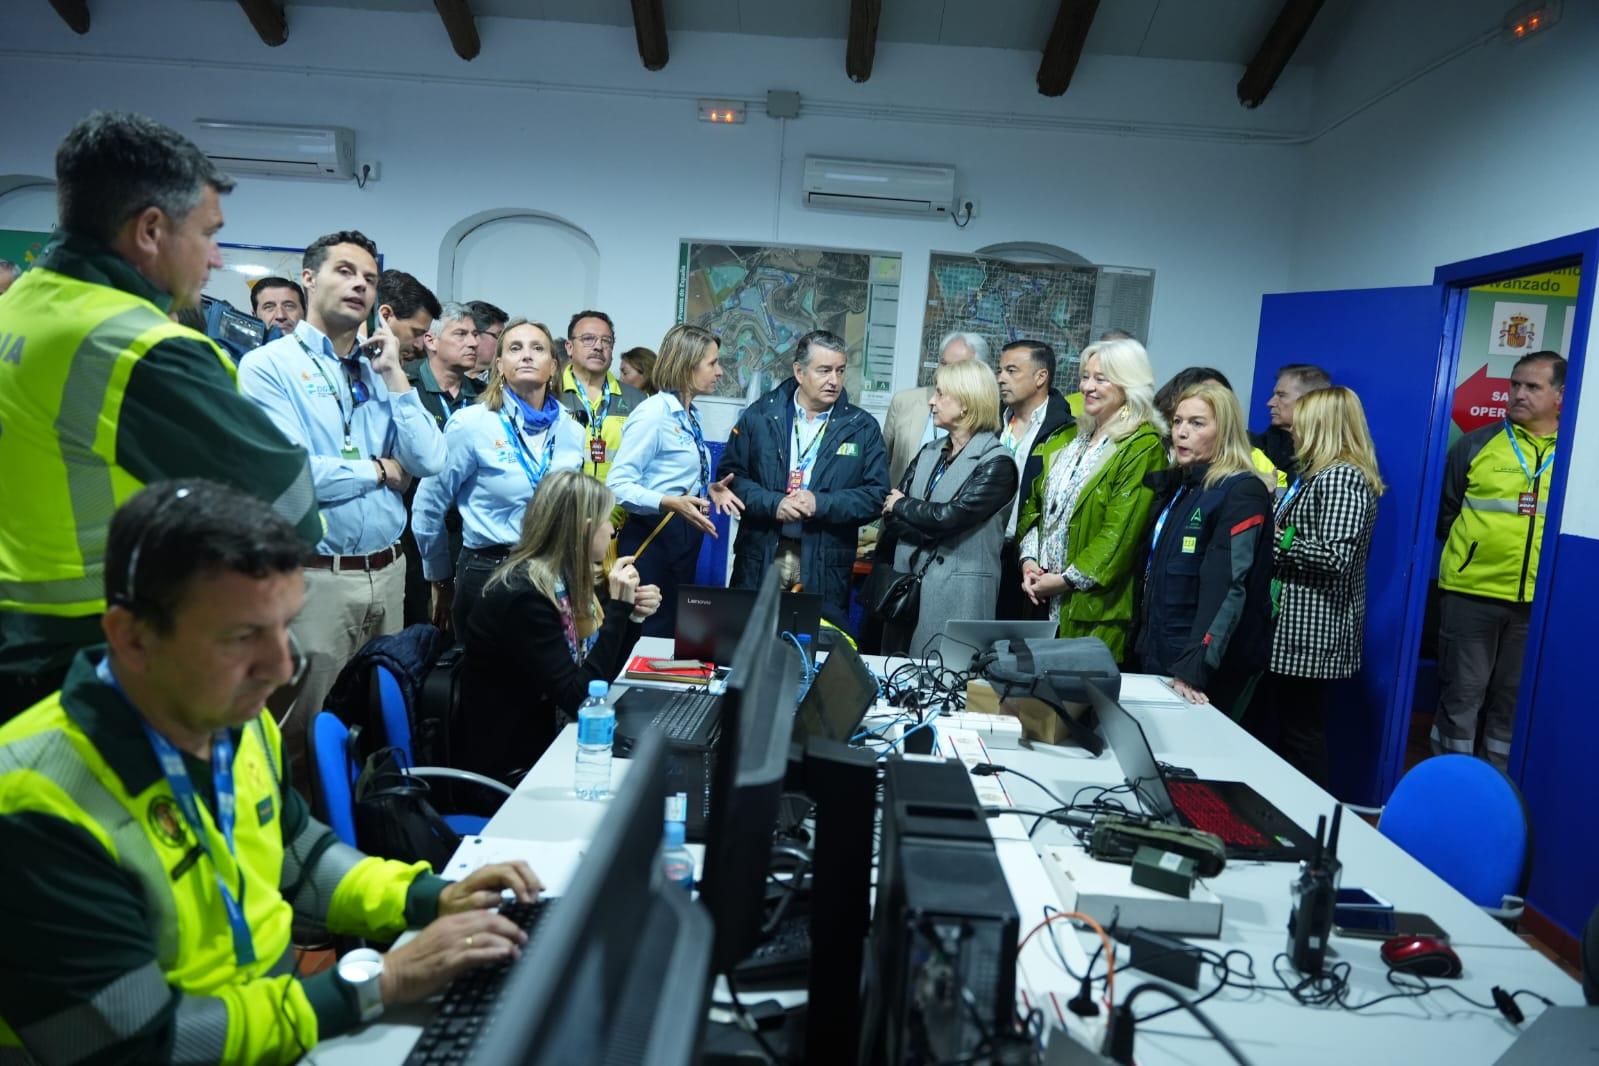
top-left (675, 586), bottom-right (821, 666)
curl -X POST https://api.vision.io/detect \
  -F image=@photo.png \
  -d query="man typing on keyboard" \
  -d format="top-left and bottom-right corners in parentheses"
top-left (0, 480), bottom-right (542, 1065)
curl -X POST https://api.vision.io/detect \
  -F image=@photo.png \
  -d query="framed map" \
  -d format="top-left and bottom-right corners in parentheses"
top-left (920, 253), bottom-right (1155, 387)
top-left (677, 240), bottom-right (902, 405)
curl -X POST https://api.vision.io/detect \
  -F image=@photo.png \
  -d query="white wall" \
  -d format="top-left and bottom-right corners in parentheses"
top-left (4, 0), bottom-right (1314, 408)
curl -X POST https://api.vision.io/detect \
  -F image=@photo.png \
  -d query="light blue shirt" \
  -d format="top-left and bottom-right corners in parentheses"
top-left (237, 319), bottom-right (446, 555)
top-left (608, 392), bottom-right (711, 515)
top-left (412, 400), bottom-right (586, 580)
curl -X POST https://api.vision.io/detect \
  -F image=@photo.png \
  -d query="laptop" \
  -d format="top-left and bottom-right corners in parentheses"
top-left (1492, 1007), bottom-right (1599, 1064)
top-left (675, 586), bottom-right (821, 666)
top-left (936, 619), bottom-right (1058, 672)
top-left (792, 638), bottom-right (878, 745)
top-left (1088, 682), bottom-right (1316, 862)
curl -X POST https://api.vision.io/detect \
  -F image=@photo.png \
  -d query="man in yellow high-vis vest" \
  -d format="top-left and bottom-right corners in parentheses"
top-left (0, 111), bottom-right (320, 723)
top-left (1433, 350), bottom-right (1565, 768)
top-left (0, 480), bottom-right (540, 1065)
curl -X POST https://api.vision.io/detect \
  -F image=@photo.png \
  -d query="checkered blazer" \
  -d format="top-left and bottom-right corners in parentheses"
top-left (1270, 462), bottom-right (1379, 679)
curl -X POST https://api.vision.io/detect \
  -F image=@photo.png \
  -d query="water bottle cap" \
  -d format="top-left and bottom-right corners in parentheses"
top-left (587, 679), bottom-right (609, 698)
top-left (663, 820), bottom-right (686, 847)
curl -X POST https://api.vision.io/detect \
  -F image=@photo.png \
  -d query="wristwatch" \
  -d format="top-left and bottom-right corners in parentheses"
top-left (336, 948), bottom-right (385, 1023)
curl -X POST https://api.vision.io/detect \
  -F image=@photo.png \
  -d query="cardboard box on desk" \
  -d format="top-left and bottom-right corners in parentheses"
top-left (964, 678), bottom-right (1088, 747)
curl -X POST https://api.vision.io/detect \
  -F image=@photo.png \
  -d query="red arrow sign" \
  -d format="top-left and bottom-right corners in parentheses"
top-left (1452, 363), bottom-right (1510, 434)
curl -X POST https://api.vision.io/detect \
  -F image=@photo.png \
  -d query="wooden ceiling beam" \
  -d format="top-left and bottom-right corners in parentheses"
top-left (1237, 0), bottom-right (1325, 108)
top-left (235, 0), bottom-right (287, 47)
top-left (629, 0), bottom-right (669, 71)
top-left (434, 0), bottom-right (481, 61)
top-left (47, 0), bottom-right (90, 35)
top-left (1036, 0), bottom-right (1101, 98)
top-left (846, 0), bottom-right (881, 83)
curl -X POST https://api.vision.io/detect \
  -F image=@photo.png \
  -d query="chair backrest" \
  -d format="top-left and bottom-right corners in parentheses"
top-left (1378, 755), bottom-right (1531, 908)
top-left (313, 712), bottom-right (359, 847)
top-left (374, 664), bottom-right (413, 763)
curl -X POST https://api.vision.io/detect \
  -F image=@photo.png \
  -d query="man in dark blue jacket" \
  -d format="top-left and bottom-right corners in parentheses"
top-left (719, 330), bottom-right (889, 624)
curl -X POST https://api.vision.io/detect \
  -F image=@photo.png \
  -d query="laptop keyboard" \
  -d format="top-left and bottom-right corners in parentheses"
top-left (650, 689), bottom-right (718, 741)
top-left (1167, 781), bottom-right (1272, 849)
top-left (403, 899), bottom-right (550, 1064)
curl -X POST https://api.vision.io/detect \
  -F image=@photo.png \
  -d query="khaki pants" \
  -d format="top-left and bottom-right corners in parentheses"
top-left (278, 556), bottom-right (406, 796)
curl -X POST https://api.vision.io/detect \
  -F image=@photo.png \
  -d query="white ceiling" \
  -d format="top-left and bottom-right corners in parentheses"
top-left (251, 0), bottom-right (1358, 66)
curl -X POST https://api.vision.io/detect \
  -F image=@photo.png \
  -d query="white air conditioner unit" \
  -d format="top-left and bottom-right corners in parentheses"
top-left (802, 157), bottom-right (955, 218)
top-left (194, 120), bottom-right (357, 180)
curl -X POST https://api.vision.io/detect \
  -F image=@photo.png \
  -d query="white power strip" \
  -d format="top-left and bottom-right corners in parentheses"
top-left (937, 712), bottom-right (1026, 748)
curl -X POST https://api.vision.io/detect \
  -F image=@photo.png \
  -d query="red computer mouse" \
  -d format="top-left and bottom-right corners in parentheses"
top-left (1381, 935), bottom-right (1462, 979)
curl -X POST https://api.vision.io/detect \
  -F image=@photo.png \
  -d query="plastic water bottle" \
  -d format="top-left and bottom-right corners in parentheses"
top-left (574, 680), bottom-right (614, 801)
top-left (660, 818), bottom-right (695, 895)
top-left (795, 633), bottom-right (814, 704)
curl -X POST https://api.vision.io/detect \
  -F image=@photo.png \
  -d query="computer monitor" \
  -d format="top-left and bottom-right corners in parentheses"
top-left (698, 570), bottom-right (801, 974)
top-left (466, 730), bottom-right (713, 1065)
top-left (792, 635), bottom-right (877, 744)
top-left (674, 584), bottom-right (821, 665)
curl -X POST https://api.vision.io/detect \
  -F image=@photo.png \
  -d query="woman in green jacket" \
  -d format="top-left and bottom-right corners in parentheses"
top-left (1016, 338), bottom-right (1167, 661)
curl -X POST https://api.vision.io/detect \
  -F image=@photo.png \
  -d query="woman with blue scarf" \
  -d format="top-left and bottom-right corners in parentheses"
top-left (414, 318), bottom-right (586, 636)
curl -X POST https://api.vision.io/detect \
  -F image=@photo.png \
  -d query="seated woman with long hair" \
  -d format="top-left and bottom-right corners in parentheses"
top-left (455, 469), bottom-right (661, 782)
top-left (1136, 383), bottom-right (1275, 718)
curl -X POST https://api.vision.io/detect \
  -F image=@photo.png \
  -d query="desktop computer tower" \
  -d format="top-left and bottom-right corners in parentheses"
top-left (865, 757), bottom-right (1020, 1065)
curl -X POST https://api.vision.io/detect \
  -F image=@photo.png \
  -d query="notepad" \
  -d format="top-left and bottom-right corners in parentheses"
top-left (623, 654), bottom-right (714, 685)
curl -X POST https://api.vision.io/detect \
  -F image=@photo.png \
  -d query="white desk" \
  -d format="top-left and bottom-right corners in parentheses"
top-left (313, 636), bottom-right (1582, 1065)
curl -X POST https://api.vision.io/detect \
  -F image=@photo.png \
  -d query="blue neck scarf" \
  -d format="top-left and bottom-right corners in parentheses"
top-left (508, 387), bottom-right (561, 433)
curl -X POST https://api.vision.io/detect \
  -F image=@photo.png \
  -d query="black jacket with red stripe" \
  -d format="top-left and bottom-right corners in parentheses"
top-left (1135, 464), bottom-right (1275, 698)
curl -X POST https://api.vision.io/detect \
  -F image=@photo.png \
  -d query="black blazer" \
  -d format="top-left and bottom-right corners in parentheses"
top-left (456, 571), bottom-right (640, 782)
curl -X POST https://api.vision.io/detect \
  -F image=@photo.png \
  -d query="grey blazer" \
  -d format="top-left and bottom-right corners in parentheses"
top-left (886, 431), bottom-right (1019, 655)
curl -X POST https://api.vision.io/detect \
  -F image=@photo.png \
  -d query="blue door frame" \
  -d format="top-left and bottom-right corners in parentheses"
top-left (1427, 230), bottom-right (1597, 783)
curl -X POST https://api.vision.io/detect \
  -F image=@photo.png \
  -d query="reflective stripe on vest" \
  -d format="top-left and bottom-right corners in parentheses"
top-left (1438, 424), bottom-right (1553, 603)
top-left (0, 267), bottom-right (235, 617)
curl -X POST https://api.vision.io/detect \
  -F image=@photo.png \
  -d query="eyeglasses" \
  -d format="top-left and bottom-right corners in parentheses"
top-left (573, 334), bottom-right (615, 350)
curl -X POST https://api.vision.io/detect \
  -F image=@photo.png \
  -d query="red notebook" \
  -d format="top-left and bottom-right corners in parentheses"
top-left (623, 655), bottom-right (714, 686)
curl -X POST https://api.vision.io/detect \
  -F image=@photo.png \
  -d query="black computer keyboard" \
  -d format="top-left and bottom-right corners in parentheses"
top-left (733, 914), bottom-right (812, 984)
top-left (651, 689), bottom-right (718, 741)
top-left (403, 899), bottom-right (549, 1065)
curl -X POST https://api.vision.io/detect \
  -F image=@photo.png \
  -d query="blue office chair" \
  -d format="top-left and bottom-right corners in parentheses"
top-left (1377, 755), bottom-right (1531, 924)
top-left (372, 664), bottom-right (510, 837)
top-left (312, 711), bottom-right (359, 848)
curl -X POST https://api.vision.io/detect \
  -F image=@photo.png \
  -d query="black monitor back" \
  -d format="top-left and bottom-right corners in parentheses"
top-left (699, 571), bottom-right (800, 974)
top-left (466, 730), bottom-right (712, 1065)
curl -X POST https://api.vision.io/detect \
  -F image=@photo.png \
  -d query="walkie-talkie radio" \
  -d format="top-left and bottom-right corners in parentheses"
top-left (1287, 804), bottom-right (1343, 974)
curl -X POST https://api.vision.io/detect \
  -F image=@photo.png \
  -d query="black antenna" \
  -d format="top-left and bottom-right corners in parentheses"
top-left (1310, 814), bottom-right (1327, 869)
top-left (1326, 804), bottom-right (1344, 861)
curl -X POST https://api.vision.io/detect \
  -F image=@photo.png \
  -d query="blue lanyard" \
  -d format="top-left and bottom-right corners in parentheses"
top-left (1503, 420), bottom-right (1555, 484)
top-left (673, 405), bottom-right (711, 495)
top-left (297, 335), bottom-right (359, 447)
top-left (1275, 477), bottom-right (1304, 520)
top-left (791, 407), bottom-right (832, 474)
top-left (572, 376), bottom-right (612, 441)
top-left (96, 658), bottom-right (256, 967)
top-left (1147, 486), bottom-right (1187, 574)
top-left (499, 410), bottom-right (557, 493)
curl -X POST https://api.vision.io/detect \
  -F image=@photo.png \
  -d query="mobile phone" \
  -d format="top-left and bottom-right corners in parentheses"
top-left (1335, 887), bottom-right (1393, 910)
top-left (1332, 909), bottom-right (1449, 941)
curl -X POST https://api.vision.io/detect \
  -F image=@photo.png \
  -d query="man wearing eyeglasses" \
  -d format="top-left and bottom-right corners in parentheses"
top-left (466, 299), bottom-right (508, 385)
top-left (0, 111), bottom-right (320, 725)
top-left (557, 309), bottom-right (646, 483)
top-left (237, 230), bottom-right (446, 789)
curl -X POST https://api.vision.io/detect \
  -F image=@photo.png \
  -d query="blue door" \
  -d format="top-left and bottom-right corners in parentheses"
top-left (1249, 285), bottom-right (1447, 805)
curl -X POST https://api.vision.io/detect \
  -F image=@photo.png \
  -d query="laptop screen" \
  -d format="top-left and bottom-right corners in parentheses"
top-left (675, 586), bottom-right (821, 665)
top-left (1085, 682), bottom-right (1178, 823)
top-left (793, 640), bottom-right (877, 744)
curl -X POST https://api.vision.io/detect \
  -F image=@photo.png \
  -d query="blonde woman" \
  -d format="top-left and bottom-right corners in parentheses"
top-left (1016, 338), bottom-right (1168, 660)
top-left (608, 324), bottom-right (743, 637)
top-left (1249, 386), bottom-right (1385, 786)
top-left (878, 359), bottom-right (1018, 656)
top-left (456, 470), bottom-right (661, 782)
top-left (1136, 384), bottom-right (1275, 718)
top-left (413, 319), bottom-right (586, 636)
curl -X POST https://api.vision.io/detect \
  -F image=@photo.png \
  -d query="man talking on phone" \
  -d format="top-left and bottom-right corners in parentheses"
top-left (238, 231), bottom-right (446, 790)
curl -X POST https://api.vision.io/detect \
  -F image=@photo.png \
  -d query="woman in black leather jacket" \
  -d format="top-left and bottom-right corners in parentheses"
top-left (880, 360), bottom-right (1019, 657)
